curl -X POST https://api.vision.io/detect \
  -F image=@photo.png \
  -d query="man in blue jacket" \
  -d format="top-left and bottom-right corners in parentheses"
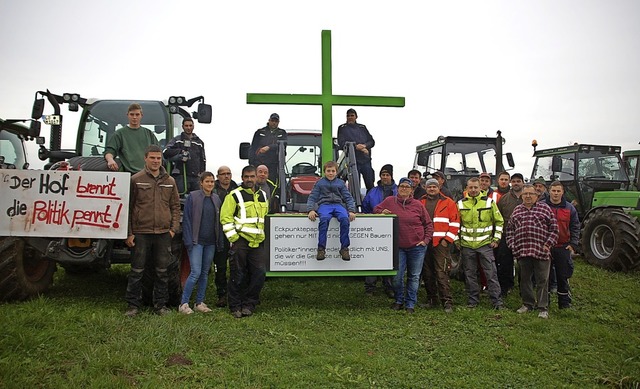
top-left (362, 164), bottom-right (397, 297)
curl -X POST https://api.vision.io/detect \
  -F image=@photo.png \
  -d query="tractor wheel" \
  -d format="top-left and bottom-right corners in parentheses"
top-left (581, 208), bottom-right (640, 271)
top-left (0, 237), bottom-right (56, 301)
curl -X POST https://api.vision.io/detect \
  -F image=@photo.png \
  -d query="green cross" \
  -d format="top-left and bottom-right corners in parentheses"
top-left (247, 30), bottom-right (405, 165)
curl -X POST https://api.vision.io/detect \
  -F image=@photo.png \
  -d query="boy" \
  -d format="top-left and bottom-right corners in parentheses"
top-left (307, 161), bottom-right (357, 260)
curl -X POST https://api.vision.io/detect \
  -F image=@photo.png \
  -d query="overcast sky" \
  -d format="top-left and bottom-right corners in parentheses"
top-left (1, 0), bottom-right (638, 180)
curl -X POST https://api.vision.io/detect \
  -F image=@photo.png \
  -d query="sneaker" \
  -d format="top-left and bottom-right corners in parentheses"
top-left (538, 310), bottom-right (549, 319)
top-left (155, 306), bottom-right (172, 316)
top-left (339, 247), bottom-right (350, 261)
top-left (179, 303), bottom-right (194, 315)
top-left (516, 305), bottom-right (530, 314)
top-left (194, 303), bottom-right (212, 313)
top-left (241, 307), bottom-right (253, 317)
top-left (444, 304), bottom-right (453, 314)
top-left (316, 248), bottom-right (326, 260)
top-left (215, 296), bottom-right (227, 308)
top-left (231, 310), bottom-right (243, 319)
top-left (124, 306), bottom-right (139, 317)
top-left (391, 302), bottom-right (403, 310)
top-left (406, 307), bottom-right (415, 314)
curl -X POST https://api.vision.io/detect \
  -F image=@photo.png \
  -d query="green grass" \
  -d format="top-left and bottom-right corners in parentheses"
top-left (1, 259), bottom-right (639, 388)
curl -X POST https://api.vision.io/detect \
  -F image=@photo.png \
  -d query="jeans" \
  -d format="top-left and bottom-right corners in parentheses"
top-left (228, 238), bottom-right (267, 312)
top-left (551, 247), bottom-right (572, 307)
top-left (518, 256), bottom-right (551, 311)
top-left (125, 233), bottom-right (172, 309)
top-left (393, 245), bottom-right (427, 309)
top-left (181, 244), bottom-right (215, 305)
top-left (317, 204), bottom-right (351, 249)
top-left (461, 245), bottom-right (502, 307)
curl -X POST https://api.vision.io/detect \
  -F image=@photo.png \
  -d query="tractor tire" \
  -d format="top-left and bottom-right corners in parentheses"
top-left (581, 208), bottom-right (640, 271)
top-left (0, 237), bottom-right (56, 301)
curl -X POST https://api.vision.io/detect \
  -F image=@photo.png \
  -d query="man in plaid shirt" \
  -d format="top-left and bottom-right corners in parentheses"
top-left (506, 184), bottom-right (559, 319)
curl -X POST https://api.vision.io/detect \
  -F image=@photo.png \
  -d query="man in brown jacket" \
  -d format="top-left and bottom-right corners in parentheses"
top-left (124, 145), bottom-right (181, 316)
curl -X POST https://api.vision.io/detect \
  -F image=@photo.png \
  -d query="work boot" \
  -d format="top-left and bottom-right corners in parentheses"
top-left (124, 306), bottom-right (139, 317)
top-left (339, 247), bottom-right (350, 261)
top-left (215, 296), bottom-right (227, 308)
top-left (316, 248), bottom-right (326, 260)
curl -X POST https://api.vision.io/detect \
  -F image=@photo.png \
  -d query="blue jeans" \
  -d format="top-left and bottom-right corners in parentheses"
top-left (181, 244), bottom-right (215, 305)
top-left (317, 204), bottom-right (351, 249)
top-left (393, 245), bottom-right (427, 309)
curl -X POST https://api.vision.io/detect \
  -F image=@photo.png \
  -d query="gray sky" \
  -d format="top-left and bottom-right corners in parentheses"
top-left (1, 0), bottom-right (638, 179)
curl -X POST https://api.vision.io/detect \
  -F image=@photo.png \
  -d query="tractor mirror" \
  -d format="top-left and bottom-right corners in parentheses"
top-left (196, 103), bottom-right (212, 124)
top-left (32, 98), bottom-right (45, 120)
top-left (552, 156), bottom-right (563, 172)
top-left (239, 142), bottom-right (250, 159)
top-left (506, 152), bottom-right (515, 168)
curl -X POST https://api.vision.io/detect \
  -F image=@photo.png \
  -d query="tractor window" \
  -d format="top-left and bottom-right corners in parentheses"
top-left (285, 144), bottom-right (321, 177)
top-left (79, 100), bottom-right (171, 157)
top-left (577, 152), bottom-right (627, 181)
top-left (413, 146), bottom-right (442, 175)
top-left (532, 153), bottom-right (575, 181)
top-left (0, 131), bottom-right (26, 168)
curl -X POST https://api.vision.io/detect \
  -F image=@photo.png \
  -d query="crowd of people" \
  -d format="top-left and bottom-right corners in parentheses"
top-left (108, 104), bottom-right (578, 320)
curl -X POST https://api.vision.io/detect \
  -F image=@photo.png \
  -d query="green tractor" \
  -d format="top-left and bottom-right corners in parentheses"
top-left (623, 148), bottom-right (640, 191)
top-left (531, 143), bottom-right (640, 271)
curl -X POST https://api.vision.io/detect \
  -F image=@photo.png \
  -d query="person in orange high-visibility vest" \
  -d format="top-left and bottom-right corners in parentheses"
top-left (420, 178), bottom-right (460, 313)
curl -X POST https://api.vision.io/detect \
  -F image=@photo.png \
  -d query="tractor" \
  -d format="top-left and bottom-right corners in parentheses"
top-left (0, 91), bottom-right (212, 302)
top-left (531, 143), bottom-right (640, 271)
top-left (412, 131), bottom-right (515, 201)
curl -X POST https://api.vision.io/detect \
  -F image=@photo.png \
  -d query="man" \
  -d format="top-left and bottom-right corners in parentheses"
top-left (105, 103), bottom-right (159, 173)
top-left (493, 171), bottom-right (511, 203)
top-left (506, 184), bottom-right (559, 319)
top-left (211, 166), bottom-right (239, 307)
top-left (362, 164), bottom-right (397, 297)
top-left (220, 165), bottom-right (269, 318)
top-left (431, 171), bottom-right (453, 199)
top-left (337, 108), bottom-right (376, 191)
top-left (249, 113), bottom-right (287, 184)
top-left (478, 172), bottom-right (494, 197)
top-left (545, 181), bottom-right (580, 309)
top-left (256, 164), bottom-right (279, 213)
top-left (457, 177), bottom-right (504, 309)
top-left (533, 177), bottom-right (549, 202)
top-left (408, 169), bottom-right (427, 199)
top-left (421, 178), bottom-right (459, 313)
top-left (163, 117), bottom-right (206, 194)
top-left (496, 172), bottom-right (524, 296)
top-left (124, 145), bottom-right (180, 316)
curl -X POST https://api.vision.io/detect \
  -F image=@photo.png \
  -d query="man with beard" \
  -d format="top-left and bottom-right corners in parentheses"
top-left (221, 165), bottom-right (269, 318)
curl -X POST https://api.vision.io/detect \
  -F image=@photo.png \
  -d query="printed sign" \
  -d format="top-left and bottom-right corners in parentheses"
top-left (0, 170), bottom-right (130, 238)
top-left (267, 215), bottom-right (397, 272)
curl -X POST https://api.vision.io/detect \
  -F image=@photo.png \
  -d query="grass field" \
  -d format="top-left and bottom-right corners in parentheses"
top-left (1, 259), bottom-right (639, 388)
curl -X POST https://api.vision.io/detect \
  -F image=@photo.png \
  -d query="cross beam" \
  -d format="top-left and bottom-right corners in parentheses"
top-left (247, 30), bottom-right (405, 164)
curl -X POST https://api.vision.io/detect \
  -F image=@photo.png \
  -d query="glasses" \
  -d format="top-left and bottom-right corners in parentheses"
top-left (398, 185), bottom-right (413, 189)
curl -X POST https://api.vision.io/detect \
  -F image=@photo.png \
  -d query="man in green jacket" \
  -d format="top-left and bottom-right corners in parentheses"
top-left (457, 177), bottom-right (505, 309)
top-left (220, 165), bottom-right (269, 318)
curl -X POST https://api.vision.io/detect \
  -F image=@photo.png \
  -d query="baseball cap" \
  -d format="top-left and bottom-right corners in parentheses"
top-left (479, 172), bottom-right (491, 179)
top-left (269, 113), bottom-right (280, 121)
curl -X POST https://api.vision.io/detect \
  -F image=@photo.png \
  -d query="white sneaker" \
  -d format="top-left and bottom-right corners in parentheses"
top-left (538, 310), bottom-right (549, 319)
top-left (516, 305), bottom-right (530, 314)
top-left (178, 303), bottom-right (194, 315)
top-left (194, 303), bottom-right (212, 313)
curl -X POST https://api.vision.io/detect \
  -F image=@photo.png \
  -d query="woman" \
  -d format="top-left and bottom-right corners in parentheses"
top-left (374, 177), bottom-right (433, 313)
top-left (179, 171), bottom-right (224, 314)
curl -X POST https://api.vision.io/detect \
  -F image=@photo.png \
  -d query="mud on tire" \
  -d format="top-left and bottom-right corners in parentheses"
top-left (0, 237), bottom-right (56, 301)
top-left (581, 208), bottom-right (640, 271)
